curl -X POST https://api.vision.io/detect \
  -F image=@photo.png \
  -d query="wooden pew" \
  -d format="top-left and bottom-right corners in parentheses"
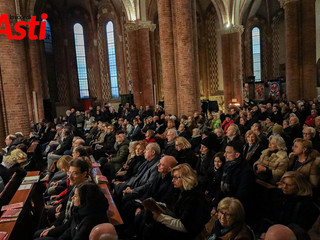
top-left (0, 173), bottom-right (20, 209)
top-left (256, 179), bottom-right (277, 189)
top-left (92, 166), bottom-right (123, 226)
top-left (0, 171), bottom-right (44, 240)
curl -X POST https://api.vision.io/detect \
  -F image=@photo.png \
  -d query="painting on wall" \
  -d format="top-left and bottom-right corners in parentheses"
top-left (255, 83), bottom-right (264, 100)
top-left (269, 82), bottom-right (280, 100)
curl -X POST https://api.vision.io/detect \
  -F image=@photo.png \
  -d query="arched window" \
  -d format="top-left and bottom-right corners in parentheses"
top-left (73, 23), bottom-right (89, 98)
top-left (252, 27), bottom-right (261, 82)
top-left (106, 21), bottom-right (119, 98)
top-left (44, 20), bottom-right (53, 54)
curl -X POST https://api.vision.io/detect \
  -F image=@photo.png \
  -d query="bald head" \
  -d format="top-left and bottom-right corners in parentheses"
top-left (157, 155), bottom-right (178, 176)
top-left (265, 224), bottom-right (297, 240)
top-left (89, 223), bottom-right (118, 240)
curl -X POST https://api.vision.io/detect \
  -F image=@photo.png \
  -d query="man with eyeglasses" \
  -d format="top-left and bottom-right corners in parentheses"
top-left (34, 159), bottom-right (90, 239)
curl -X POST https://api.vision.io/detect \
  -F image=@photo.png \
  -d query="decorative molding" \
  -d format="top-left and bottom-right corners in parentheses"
top-left (279, 0), bottom-right (299, 8)
top-left (219, 24), bottom-right (244, 35)
top-left (125, 20), bottom-right (156, 32)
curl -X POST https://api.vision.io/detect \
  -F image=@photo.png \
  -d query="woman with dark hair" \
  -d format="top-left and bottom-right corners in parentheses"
top-left (204, 152), bottom-right (225, 206)
top-left (59, 182), bottom-right (109, 240)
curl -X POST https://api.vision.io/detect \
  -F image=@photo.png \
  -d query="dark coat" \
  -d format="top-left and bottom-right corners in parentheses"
top-left (59, 203), bottom-right (108, 240)
top-left (243, 142), bottom-right (263, 166)
top-left (53, 135), bottom-right (73, 155)
top-left (196, 151), bottom-right (215, 189)
top-left (175, 148), bottom-right (198, 169)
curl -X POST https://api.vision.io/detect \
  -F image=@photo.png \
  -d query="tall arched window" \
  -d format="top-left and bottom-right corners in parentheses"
top-left (73, 23), bottom-right (89, 98)
top-left (252, 27), bottom-right (261, 82)
top-left (106, 21), bottom-right (119, 98)
top-left (44, 20), bottom-right (53, 54)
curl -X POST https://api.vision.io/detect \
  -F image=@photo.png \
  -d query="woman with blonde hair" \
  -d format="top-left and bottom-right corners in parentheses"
top-left (243, 130), bottom-right (263, 166)
top-left (288, 138), bottom-right (320, 187)
top-left (174, 137), bottom-right (198, 169)
top-left (143, 163), bottom-right (210, 240)
top-left (254, 135), bottom-right (289, 184)
top-left (2, 149), bottom-right (28, 178)
top-left (206, 197), bottom-right (254, 240)
top-left (260, 171), bottom-right (319, 232)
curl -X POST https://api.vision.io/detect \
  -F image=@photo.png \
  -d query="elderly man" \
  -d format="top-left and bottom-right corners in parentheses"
top-left (220, 123), bottom-right (244, 151)
top-left (90, 223), bottom-right (118, 240)
top-left (120, 155), bottom-right (178, 235)
top-left (162, 129), bottom-right (178, 157)
top-left (100, 132), bottom-right (129, 180)
top-left (113, 143), bottom-right (160, 204)
top-left (265, 224), bottom-right (297, 240)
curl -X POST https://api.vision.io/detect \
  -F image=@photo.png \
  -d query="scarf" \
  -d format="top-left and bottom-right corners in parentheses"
top-left (221, 158), bottom-right (242, 192)
top-left (208, 220), bottom-right (232, 240)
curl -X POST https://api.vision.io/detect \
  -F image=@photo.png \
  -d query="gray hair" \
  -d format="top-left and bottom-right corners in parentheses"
top-left (269, 135), bottom-right (287, 151)
top-left (148, 142), bottom-right (161, 155)
top-left (167, 129), bottom-right (178, 137)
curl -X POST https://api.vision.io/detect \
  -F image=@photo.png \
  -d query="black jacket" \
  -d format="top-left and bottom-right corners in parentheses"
top-left (175, 148), bottom-right (198, 169)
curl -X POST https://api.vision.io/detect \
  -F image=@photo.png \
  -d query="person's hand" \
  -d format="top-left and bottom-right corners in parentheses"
top-left (210, 207), bottom-right (217, 216)
top-left (123, 187), bottom-right (132, 196)
top-left (55, 204), bottom-right (62, 213)
top-left (152, 211), bottom-right (161, 221)
top-left (256, 164), bottom-right (267, 173)
top-left (50, 195), bottom-right (59, 201)
top-left (53, 180), bottom-right (61, 187)
top-left (40, 225), bottom-right (55, 237)
top-left (135, 208), bottom-right (142, 216)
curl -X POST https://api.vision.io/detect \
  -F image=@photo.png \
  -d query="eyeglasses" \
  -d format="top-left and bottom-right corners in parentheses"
top-left (172, 176), bottom-right (181, 181)
top-left (218, 210), bottom-right (233, 218)
top-left (175, 143), bottom-right (182, 147)
top-left (280, 181), bottom-right (295, 188)
top-left (303, 132), bottom-right (312, 135)
top-left (67, 171), bottom-right (81, 176)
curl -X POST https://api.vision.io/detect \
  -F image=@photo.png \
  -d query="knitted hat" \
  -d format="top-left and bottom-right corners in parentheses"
top-left (201, 137), bottom-right (214, 150)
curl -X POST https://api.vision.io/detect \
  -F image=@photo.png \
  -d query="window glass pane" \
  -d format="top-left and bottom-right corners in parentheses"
top-left (252, 27), bottom-right (261, 82)
top-left (106, 21), bottom-right (119, 98)
top-left (73, 23), bottom-right (89, 98)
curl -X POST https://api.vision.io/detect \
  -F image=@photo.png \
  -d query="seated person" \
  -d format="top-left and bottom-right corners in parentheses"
top-left (89, 223), bottom-right (118, 240)
top-left (264, 224), bottom-right (297, 240)
top-left (142, 163), bottom-right (210, 240)
top-left (58, 182), bottom-right (109, 240)
top-left (254, 135), bottom-right (289, 184)
top-left (205, 197), bottom-right (254, 240)
top-left (174, 137), bottom-right (198, 169)
top-left (259, 171), bottom-right (319, 233)
top-left (2, 149), bottom-right (28, 179)
top-left (288, 138), bottom-right (320, 187)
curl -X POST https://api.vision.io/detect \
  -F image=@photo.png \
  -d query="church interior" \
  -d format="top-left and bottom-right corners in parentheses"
top-left (1, 1), bottom-right (320, 239)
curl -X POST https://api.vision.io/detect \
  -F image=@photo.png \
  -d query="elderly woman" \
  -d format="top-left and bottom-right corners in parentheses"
top-left (114, 141), bottom-right (146, 182)
top-left (174, 137), bottom-right (198, 169)
top-left (143, 163), bottom-right (210, 240)
top-left (243, 130), bottom-right (262, 166)
top-left (288, 138), bottom-right (320, 187)
top-left (261, 172), bottom-right (319, 233)
top-left (253, 135), bottom-right (289, 184)
top-left (206, 197), bottom-right (254, 240)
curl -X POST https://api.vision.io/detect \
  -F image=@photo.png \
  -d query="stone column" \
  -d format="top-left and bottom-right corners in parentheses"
top-left (126, 21), bottom-right (155, 107)
top-left (157, 0), bottom-right (177, 116)
top-left (301, 0), bottom-right (316, 99)
top-left (27, 39), bottom-right (45, 121)
top-left (220, 26), bottom-right (243, 109)
top-left (173, 0), bottom-right (200, 116)
top-left (281, 0), bottom-right (300, 101)
top-left (0, 0), bottom-right (31, 138)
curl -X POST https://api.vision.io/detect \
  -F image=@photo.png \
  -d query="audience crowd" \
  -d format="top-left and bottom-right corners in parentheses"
top-left (1, 99), bottom-right (320, 240)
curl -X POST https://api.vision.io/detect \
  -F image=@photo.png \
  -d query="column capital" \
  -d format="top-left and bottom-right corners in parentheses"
top-left (279, 0), bottom-right (299, 8)
top-left (219, 24), bottom-right (244, 35)
top-left (125, 20), bottom-right (156, 32)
